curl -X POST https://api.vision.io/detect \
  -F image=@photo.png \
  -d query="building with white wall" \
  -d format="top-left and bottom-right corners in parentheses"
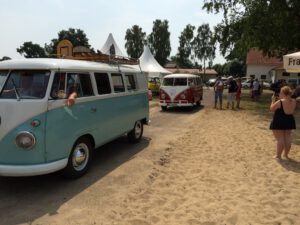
top-left (246, 48), bottom-right (282, 81)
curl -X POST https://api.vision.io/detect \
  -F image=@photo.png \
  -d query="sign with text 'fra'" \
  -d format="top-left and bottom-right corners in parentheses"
top-left (283, 51), bottom-right (300, 72)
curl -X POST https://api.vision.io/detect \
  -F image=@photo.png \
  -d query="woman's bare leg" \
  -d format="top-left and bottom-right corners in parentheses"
top-left (283, 130), bottom-right (292, 159)
top-left (272, 130), bottom-right (285, 159)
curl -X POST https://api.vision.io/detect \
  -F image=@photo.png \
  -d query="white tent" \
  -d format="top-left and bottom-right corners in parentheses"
top-left (139, 46), bottom-right (171, 77)
top-left (283, 51), bottom-right (300, 72)
top-left (101, 33), bottom-right (125, 57)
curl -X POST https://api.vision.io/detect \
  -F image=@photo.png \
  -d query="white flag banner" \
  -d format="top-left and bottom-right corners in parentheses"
top-left (283, 51), bottom-right (300, 72)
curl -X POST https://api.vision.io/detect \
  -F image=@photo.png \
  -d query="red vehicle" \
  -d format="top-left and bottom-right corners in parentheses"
top-left (159, 74), bottom-right (203, 110)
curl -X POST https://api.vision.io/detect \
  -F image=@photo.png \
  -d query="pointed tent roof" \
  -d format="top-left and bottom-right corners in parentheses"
top-left (139, 46), bottom-right (171, 74)
top-left (101, 33), bottom-right (125, 57)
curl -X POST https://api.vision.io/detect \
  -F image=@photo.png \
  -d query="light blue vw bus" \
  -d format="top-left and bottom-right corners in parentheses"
top-left (0, 58), bottom-right (149, 178)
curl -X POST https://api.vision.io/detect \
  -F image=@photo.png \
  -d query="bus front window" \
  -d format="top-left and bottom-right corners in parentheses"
top-left (163, 78), bottom-right (174, 86)
top-left (174, 78), bottom-right (187, 86)
top-left (0, 70), bottom-right (8, 91)
top-left (0, 70), bottom-right (50, 99)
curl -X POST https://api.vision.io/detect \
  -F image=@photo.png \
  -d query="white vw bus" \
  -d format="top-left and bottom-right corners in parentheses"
top-left (159, 73), bottom-right (203, 110)
top-left (0, 58), bottom-right (149, 178)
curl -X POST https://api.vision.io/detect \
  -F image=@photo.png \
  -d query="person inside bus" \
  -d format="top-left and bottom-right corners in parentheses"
top-left (51, 74), bottom-right (66, 99)
top-left (65, 85), bottom-right (77, 107)
top-left (19, 74), bottom-right (34, 96)
top-left (51, 74), bottom-right (77, 107)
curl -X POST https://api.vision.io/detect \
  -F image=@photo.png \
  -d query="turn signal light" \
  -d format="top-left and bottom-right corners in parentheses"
top-left (31, 119), bottom-right (41, 127)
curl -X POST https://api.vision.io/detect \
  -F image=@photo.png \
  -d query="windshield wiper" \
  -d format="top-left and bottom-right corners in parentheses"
top-left (11, 78), bottom-right (21, 101)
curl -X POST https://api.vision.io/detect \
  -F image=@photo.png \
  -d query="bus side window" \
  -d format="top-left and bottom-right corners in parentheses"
top-left (95, 73), bottom-right (111, 95)
top-left (78, 74), bottom-right (93, 97)
top-left (125, 74), bottom-right (137, 91)
top-left (51, 73), bottom-right (67, 99)
top-left (111, 73), bottom-right (125, 92)
top-left (67, 73), bottom-right (94, 98)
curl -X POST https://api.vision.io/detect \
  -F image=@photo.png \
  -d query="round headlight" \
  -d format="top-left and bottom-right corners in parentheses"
top-left (161, 93), bottom-right (166, 99)
top-left (15, 132), bottom-right (36, 150)
top-left (180, 94), bottom-right (186, 99)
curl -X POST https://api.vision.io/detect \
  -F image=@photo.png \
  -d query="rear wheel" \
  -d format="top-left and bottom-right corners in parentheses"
top-left (128, 120), bottom-right (143, 143)
top-left (61, 137), bottom-right (93, 179)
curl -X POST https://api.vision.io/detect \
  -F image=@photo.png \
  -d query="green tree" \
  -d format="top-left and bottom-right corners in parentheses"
top-left (203, 0), bottom-right (300, 59)
top-left (229, 60), bottom-right (245, 77)
top-left (222, 62), bottom-right (230, 76)
top-left (0, 56), bottom-right (11, 61)
top-left (17, 42), bottom-right (47, 58)
top-left (125, 25), bottom-right (146, 58)
top-left (176, 24), bottom-right (195, 68)
top-left (208, 60), bottom-right (213, 69)
top-left (212, 63), bottom-right (223, 75)
top-left (148, 19), bottom-right (171, 66)
top-left (220, 60), bottom-right (245, 77)
top-left (45, 28), bottom-right (92, 57)
top-left (192, 24), bottom-right (215, 75)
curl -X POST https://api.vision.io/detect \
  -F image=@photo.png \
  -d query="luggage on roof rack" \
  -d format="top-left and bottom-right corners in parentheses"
top-left (56, 39), bottom-right (139, 65)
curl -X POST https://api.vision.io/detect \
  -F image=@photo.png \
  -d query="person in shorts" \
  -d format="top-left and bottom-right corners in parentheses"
top-left (227, 76), bottom-right (237, 109)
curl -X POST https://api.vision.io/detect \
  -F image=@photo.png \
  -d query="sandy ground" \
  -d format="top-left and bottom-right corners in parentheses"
top-left (1, 89), bottom-right (300, 225)
top-left (98, 107), bottom-right (300, 225)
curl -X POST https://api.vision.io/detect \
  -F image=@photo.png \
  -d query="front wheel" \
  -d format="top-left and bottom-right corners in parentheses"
top-left (61, 137), bottom-right (93, 179)
top-left (128, 120), bottom-right (143, 143)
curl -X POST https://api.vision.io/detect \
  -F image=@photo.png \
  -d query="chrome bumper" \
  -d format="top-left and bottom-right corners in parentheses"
top-left (160, 101), bottom-right (193, 107)
top-left (0, 158), bottom-right (68, 177)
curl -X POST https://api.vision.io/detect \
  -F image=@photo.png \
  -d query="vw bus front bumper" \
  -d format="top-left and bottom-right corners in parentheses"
top-left (160, 100), bottom-right (193, 107)
top-left (0, 158), bottom-right (68, 177)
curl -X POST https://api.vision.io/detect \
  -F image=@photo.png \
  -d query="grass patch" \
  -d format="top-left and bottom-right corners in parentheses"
top-left (240, 89), bottom-right (273, 111)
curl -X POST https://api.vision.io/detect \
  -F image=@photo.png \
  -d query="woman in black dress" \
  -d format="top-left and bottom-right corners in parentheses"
top-left (270, 86), bottom-right (297, 160)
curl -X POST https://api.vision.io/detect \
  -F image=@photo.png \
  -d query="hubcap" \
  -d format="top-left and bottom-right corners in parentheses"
top-left (135, 121), bottom-right (142, 138)
top-left (72, 143), bottom-right (89, 171)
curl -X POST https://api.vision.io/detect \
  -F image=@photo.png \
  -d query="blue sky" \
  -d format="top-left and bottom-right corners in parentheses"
top-left (0, 0), bottom-right (226, 64)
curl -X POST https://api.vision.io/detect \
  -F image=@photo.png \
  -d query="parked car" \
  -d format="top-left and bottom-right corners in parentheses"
top-left (206, 78), bottom-right (216, 87)
top-left (241, 77), bottom-right (248, 82)
top-left (221, 77), bottom-right (228, 88)
top-left (242, 80), bottom-right (270, 89)
top-left (262, 81), bottom-right (271, 88)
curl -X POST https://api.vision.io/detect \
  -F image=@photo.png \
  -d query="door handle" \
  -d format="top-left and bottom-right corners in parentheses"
top-left (90, 107), bottom-right (97, 113)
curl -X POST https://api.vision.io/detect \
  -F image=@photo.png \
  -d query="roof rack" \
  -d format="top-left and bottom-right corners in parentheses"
top-left (56, 39), bottom-right (139, 65)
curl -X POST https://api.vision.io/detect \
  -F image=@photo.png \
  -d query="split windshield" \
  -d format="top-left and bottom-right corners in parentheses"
top-left (0, 70), bottom-right (8, 91)
top-left (0, 70), bottom-right (50, 99)
top-left (163, 78), bottom-right (187, 86)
